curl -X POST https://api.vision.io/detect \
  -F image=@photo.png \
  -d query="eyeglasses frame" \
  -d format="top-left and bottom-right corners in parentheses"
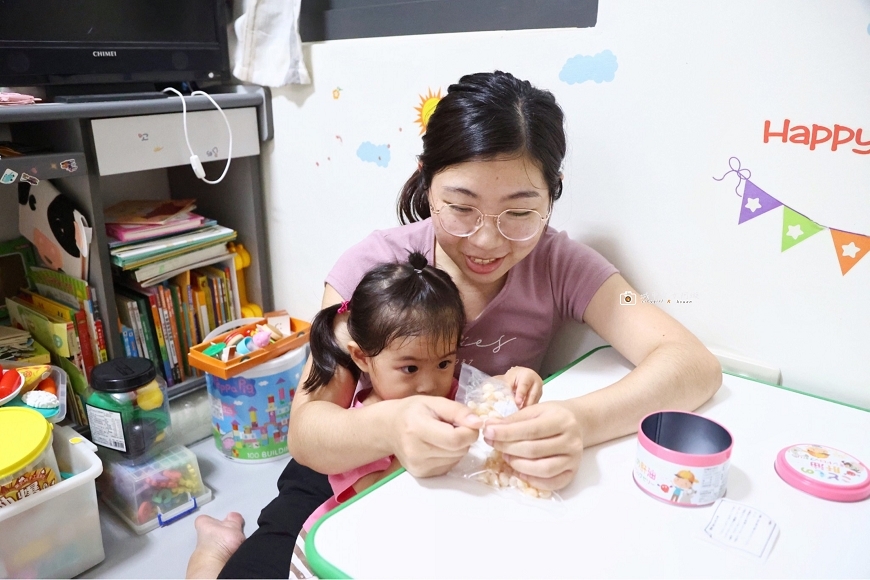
top-left (429, 200), bottom-right (551, 242)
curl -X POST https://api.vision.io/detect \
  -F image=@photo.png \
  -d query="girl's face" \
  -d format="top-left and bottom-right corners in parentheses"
top-left (428, 155), bottom-right (551, 286)
top-left (350, 335), bottom-right (458, 402)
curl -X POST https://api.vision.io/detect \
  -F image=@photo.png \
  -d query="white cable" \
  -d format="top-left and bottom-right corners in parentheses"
top-left (162, 87), bottom-right (233, 184)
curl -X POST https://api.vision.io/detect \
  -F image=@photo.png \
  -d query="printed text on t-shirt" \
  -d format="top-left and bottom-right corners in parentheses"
top-left (460, 334), bottom-right (517, 353)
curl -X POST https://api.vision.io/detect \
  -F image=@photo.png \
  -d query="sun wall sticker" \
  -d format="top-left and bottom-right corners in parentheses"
top-left (714, 157), bottom-right (869, 275)
top-left (414, 88), bottom-right (442, 135)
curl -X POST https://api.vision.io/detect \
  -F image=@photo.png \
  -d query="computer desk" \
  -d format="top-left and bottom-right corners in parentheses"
top-left (306, 346), bottom-right (870, 578)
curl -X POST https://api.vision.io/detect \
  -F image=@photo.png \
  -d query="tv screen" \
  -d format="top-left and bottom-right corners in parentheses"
top-left (0, 0), bottom-right (230, 87)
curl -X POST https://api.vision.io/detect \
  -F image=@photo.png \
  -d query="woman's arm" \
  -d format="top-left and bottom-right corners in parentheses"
top-left (484, 273), bottom-right (722, 490)
top-left (288, 284), bottom-right (482, 475)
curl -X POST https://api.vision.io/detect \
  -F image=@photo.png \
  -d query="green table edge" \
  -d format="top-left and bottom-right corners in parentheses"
top-left (305, 344), bottom-right (869, 578)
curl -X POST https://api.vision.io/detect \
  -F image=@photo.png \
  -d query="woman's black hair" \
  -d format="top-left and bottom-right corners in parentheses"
top-left (302, 251), bottom-right (466, 393)
top-left (398, 70), bottom-right (566, 224)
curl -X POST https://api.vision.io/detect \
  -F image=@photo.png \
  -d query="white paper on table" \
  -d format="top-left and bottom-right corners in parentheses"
top-left (699, 498), bottom-right (779, 560)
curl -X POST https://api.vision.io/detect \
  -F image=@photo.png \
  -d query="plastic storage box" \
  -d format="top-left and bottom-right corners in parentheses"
top-left (97, 444), bottom-right (212, 534)
top-left (0, 425), bottom-right (104, 579)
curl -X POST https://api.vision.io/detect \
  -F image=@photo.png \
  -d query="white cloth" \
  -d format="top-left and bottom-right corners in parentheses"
top-left (232, 0), bottom-right (311, 86)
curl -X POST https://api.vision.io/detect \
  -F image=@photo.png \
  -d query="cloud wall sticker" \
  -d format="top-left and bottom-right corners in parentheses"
top-left (559, 50), bottom-right (618, 85)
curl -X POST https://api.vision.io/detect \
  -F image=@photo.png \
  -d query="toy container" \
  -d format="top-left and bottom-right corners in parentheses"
top-left (0, 425), bottom-right (104, 578)
top-left (0, 407), bottom-right (61, 508)
top-left (3, 363), bottom-right (69, 424)
top-left (85, 357), bottom-right (173, 462)
top-left (96, 443), bottom-right (212, 534)
top-left (633, 410), bottom-right (733, 506)
top-left (775, 444), bottom-right (870, 502)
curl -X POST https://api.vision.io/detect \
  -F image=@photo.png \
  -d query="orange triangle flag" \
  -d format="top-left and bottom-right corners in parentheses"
top-left (830, 229), bottom-right (870, 275)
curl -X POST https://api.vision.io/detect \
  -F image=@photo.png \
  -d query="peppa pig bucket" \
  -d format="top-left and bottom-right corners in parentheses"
top-left (633, 411), bottom-right (733, 507)
top-left (203, 320), bottom-right (309, 463)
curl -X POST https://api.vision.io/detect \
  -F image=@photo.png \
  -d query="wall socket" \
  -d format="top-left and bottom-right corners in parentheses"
top-left (708, 348), bottom-right (782, 385)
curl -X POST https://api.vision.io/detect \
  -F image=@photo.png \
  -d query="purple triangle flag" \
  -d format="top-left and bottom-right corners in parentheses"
top-left (738, 180), bottom-right (783, 224)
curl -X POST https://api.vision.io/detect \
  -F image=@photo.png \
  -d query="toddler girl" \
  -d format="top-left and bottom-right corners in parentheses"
top-left (289, 251), bottom-right (542, 578)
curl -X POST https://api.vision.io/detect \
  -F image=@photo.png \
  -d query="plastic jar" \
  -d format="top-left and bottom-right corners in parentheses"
top-left (85, 358), bottom-right (172, 462)
top-left (0, 408), bottom-right (60, 508)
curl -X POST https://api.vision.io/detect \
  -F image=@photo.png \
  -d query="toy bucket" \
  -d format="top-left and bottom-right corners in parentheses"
top-left (633, 411), bottom-right (733, 506)
top-left (203, 319), bottom-right (309, 463)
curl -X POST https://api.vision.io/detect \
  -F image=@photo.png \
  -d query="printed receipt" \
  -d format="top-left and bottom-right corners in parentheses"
top-left (703, 498), bottom-right (779, 559)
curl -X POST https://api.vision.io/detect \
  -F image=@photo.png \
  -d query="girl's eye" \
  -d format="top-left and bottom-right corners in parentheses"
top-left (402, 366), bottom-right (419, 374)
top-left (438, 360), bottom-right (453, 369)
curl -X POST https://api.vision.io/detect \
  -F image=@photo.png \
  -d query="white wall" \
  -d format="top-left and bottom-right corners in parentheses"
top-left (262, 0), bottom-right (870, 408)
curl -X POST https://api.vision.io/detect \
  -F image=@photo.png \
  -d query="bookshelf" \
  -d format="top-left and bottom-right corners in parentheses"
top-left (0, 87), bottom-right (274, 399)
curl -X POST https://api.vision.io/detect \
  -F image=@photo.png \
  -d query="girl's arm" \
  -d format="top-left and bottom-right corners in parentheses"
top-left (288, 284), bottom-right (482, 475)
top-left (484, 273), bottom-right (722, 490)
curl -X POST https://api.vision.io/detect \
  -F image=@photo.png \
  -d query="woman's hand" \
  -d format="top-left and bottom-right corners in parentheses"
top-left (499, 366), bottom-right (544, 408)
top-left (483, 401), bottom-right (584, 491)
top-left (389, 396), bottom-right (483, 478)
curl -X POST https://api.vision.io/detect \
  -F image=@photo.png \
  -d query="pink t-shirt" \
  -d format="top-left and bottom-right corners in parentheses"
top-left (326, 218), bottom-right (618, 376)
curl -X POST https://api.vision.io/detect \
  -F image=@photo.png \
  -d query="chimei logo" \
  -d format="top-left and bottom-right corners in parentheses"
top-left (92, 51), bottom-right (117, 57)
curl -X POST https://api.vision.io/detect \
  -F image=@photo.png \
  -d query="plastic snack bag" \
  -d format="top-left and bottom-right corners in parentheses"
top-left (452, 364), bottom-right (560, 502)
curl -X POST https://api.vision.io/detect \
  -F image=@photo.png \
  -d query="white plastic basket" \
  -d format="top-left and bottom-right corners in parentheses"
top-left (0, 425), bottom-right (104, 579)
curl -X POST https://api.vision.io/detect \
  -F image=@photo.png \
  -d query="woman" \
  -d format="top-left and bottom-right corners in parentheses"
top-left (187, 71), bottom-right (721, 579)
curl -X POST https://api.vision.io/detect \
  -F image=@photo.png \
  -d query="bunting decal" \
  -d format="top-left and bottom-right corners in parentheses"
top-left (714, 157), bottom-right (868, 275)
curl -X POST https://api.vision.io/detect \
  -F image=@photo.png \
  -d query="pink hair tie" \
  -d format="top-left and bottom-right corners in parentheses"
top-left (337, 301), bottom-right (349, 314)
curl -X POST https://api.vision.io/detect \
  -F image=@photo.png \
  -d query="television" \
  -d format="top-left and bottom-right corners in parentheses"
top-left (0, 0), bottom-right (231, 94)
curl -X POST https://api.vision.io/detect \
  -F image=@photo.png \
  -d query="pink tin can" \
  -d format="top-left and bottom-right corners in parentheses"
top-left (633, 410), bottom-right (733, 506)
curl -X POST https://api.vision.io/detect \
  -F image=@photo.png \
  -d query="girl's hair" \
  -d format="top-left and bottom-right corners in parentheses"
top-left (302, 251), bottom-right (466, 393)
top-left (398, 70), bottom-right (566, 224)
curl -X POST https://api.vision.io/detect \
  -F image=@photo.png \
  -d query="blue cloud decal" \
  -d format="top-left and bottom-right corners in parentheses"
top-left (356, 142), bottom-right (390, 167)
top-left (559, 50), bottom-right (618, 85)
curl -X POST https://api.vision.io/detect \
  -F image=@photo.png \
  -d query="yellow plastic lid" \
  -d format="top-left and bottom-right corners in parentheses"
top-left (0, 408), bottom-right (53, 479)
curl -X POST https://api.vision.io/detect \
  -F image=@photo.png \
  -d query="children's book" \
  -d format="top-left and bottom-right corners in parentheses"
top-left (106, 213), bottom-right (207, 242)
top-left (104, 199), bottom-right (196, 224)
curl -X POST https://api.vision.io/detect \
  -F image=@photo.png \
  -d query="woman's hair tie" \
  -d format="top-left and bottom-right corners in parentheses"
top-left (337, 301), bottom-right (350, 314)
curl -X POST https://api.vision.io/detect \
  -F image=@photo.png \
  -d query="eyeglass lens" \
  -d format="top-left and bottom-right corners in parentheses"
top-left (437, 204), bottom-right (543, 241)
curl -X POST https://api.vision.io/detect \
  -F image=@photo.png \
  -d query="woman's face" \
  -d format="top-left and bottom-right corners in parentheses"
top-left (428, 155), bottom-right (551, 285)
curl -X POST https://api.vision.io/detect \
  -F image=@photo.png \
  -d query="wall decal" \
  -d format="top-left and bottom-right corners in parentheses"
top-left (715, 157), bottom-right (869, 275)
top-left (559, 49), bottom-right (618, 85)
top-left (414, 88), bottom-right (442, 135)
top-left (357, 142), bottom-right (391, 167)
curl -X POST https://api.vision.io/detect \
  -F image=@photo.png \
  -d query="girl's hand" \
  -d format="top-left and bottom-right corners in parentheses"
top-left (482, 401), bottom-right (584, 491)
top-left (501, 366), bottom-right (544, 408)
top-left (389, 396), bottom-right (483, 478)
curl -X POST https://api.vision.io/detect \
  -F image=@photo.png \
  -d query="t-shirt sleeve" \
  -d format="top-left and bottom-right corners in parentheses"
top-left (325, 231), bottom-right (399, 299)
top-left (547, 231), bottom-right (619, 323)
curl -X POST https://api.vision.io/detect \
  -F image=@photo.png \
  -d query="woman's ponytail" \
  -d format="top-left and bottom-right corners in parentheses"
top-left (397, 167), bottom-right (431, 225)
top-left (301, 303), bottom-right (360, 393)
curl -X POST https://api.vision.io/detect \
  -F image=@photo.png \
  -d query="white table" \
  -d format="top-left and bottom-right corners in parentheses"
top-left (307, 347), bottom-right (870, 578)
top-left (78, 437), bottom-right (289, 579)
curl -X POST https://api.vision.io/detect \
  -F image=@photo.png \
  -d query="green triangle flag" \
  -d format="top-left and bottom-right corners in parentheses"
top-left (781, 207), bottom-right (826, 252)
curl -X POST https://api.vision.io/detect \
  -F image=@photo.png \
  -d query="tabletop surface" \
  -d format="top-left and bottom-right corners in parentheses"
top-left (309, 347), bottom-right (870, 579)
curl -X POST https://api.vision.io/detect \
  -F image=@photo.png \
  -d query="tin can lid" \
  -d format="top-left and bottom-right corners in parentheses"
top-left (0, 408), bottom-right (53, 478)
top-left (774, 444), bottom-right (870, 502)
top-left (91, 357), bottom-right (157, 393)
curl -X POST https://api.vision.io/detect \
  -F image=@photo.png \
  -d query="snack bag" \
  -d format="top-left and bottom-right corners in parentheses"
top-left (453, 364), bottom-right (559, 502)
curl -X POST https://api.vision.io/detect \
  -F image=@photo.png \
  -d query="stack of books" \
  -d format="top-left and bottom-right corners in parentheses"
top-left (5, 267), bottom-right (109, 425)
top-left (105, 199), bottom-right (237, 286)
top-left (105, 199), bottom-right (241, 386)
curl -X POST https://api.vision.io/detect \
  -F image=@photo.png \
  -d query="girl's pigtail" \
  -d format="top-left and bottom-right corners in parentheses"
top-left (302, 303), bottom-right (360, 393)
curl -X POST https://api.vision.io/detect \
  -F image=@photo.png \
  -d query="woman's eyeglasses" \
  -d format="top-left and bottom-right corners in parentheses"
top-left (431, 203), bottom-right (550, 242)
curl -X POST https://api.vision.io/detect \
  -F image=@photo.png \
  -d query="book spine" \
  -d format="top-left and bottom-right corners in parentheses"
top-left (166, 284), bottom-right (187, 379)
top-left (94, 320), bottom-right (108, 363)
top-left (125, 302), bottom-right (144, 358)
top-left (74, 310), bottom-right (95, 380)
top-left (137, 300), bottom-right (158, 363)
top-left (121, 326), bottom-right (134, 357)
top-left (156, 286), bottom-right (181, 382)
top-left (147, 292), bottom-right (174, 385)
top-left (169, 285), bottom-right (191, 377)
top-left (223, 264), bottom-right (237, 319)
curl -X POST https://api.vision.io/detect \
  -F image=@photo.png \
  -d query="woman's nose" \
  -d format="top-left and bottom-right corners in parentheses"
top-left (469, 214), bottom-right (502, 247)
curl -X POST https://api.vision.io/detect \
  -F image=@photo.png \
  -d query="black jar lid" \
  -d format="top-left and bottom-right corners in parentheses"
top-left (91, 357), bottom-right (157, 393)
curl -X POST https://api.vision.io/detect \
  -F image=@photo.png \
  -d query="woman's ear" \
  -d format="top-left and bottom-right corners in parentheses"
top-left (347, 341), bottom-right (372, 373)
